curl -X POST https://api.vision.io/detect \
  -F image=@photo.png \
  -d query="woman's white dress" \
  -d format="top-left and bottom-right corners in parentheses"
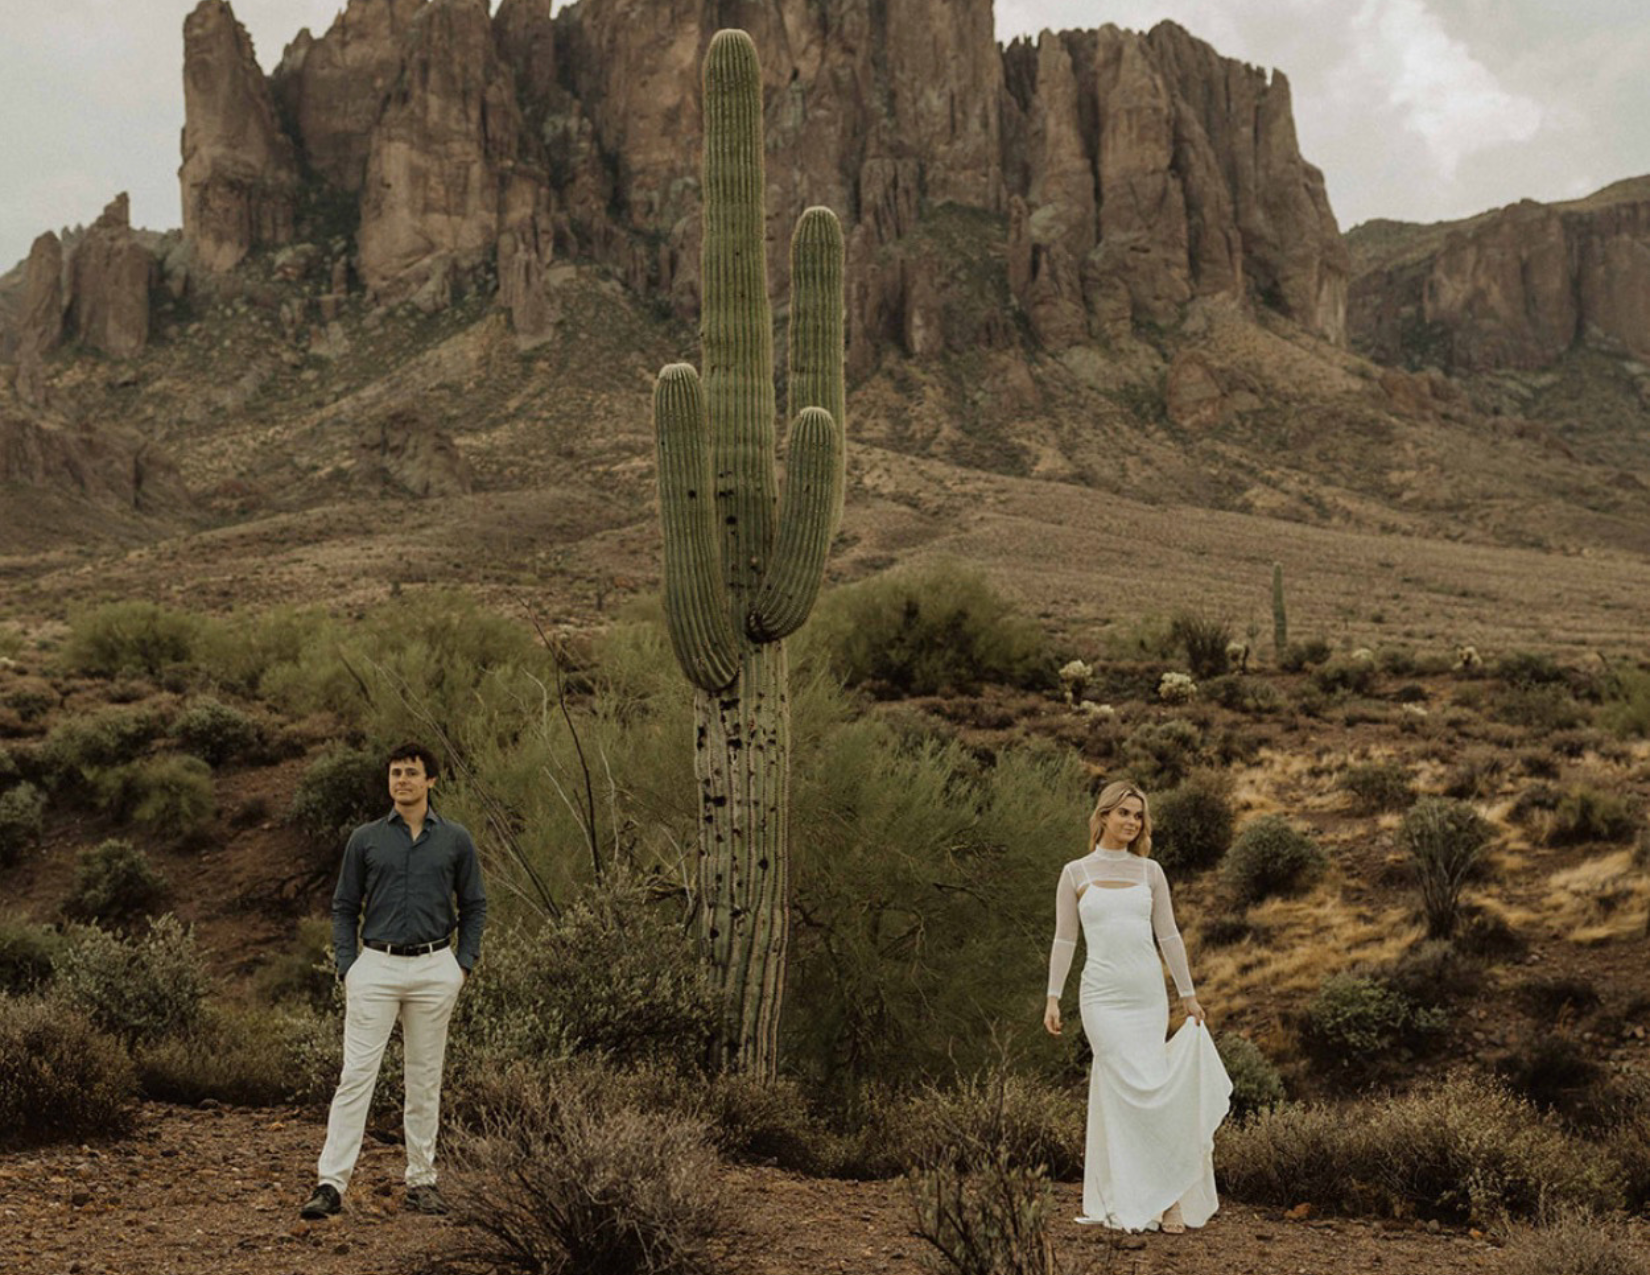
top-left (1047, 848), bottom-right (1231, 1230)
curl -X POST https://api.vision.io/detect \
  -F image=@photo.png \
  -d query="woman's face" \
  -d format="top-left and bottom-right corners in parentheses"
top-left (1100, 796), bottom-right (1145, 846)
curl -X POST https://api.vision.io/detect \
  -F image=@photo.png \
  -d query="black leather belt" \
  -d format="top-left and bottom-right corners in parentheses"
top-left (364, 936), bottom-right (452, 957)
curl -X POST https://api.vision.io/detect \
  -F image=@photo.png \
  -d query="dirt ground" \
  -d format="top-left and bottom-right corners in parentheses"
top-left (0, 1101), bottom-right (1580, 1275)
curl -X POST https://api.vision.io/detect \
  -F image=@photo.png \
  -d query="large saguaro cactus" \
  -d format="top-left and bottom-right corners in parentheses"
top-left (652, 29), bottom-right (845, 1077)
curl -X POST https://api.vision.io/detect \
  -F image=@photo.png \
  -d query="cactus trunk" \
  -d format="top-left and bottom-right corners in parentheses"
top-left (1272, 561), bottom-right (1287, 660)
top-left (653, 29), bottom-right (844, 1077)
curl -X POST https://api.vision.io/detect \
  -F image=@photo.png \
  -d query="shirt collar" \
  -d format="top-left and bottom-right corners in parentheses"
top-left (387, 807), bottom-right (443, 828)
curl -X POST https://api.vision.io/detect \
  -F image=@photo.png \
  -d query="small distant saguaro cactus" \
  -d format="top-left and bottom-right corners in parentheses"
top-left (652, 29), bottom-right (845, 1077)
top-left (1271, 562), bottom-right (1288, 659)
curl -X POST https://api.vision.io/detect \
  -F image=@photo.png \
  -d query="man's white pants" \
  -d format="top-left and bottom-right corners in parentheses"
top-left (316, 945), bottom-right (464, 1193)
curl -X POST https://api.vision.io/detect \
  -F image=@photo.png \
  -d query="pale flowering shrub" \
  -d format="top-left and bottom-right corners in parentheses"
top-left (1057, 659), bottom-right (1093, 705)
top-left (1158, 671), bottom-right (1198, 704)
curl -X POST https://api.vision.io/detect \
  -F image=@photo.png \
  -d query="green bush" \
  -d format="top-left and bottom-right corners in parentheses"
top-left (1313, 657), bottom-right (1377, 696)
top-left (1279, 638), bottom-right (1332, 672)
top-left (63, 839), bottom-right (171, 927)
top-left (1401, 797), bottom-right (1493, 938)
top-left (1443, 747), bottom-right (1509, 799)
top-left (0, 782), bottom-right (46, 865)
top-left (38, 708), bottom-right (165, 790)
top-left (0, 916), bottom-right (65, 995)
top-left (1119, 718), bottom-right (1203, 788)
top-left (1202, 674), bottom-right (1284, 715)
top-left (1151, 772), bottom-right (1235, 873)
top-left (62, 601), bottom-right (202, 678)
top-left (1493, 684), bottom-right (1589, 731)
top-left (0, 997), bottom-right (136, 1147)
top-left (1496, 652), bottom-right (1567, 688)
top-left (1598, 666), bottom-right (1650, 738)
top-left (1217, 1073), bottom-right (1622, 1223)
top-left (848, 1072), bottom-right (1085, 1182)
top-left (807, 563), bottom-right (1051, 696)
top-left (1169, 613), bottom-right (1232, 680)
top-left (2, 678), bottom-right (57, 722)
top-left (453, 881), bottom-right (717, 1078)
top-left (1301, 973), bottom-right (1447, 1076)
top-left (1222, 815), bottom-right (1326, 905)
top-left (135, 1005), bottom-right (305, 1107)
top-left (95, 754), bottom-right (215, 836)
top-left (255, 915), bottom-right (337, 1011)
top-left (52, 914), bottom-right (209, 1045)
top-left (1549, 787), bottom-right (1640, 846)
top-left (1215, 1033), bottom-right (1286, 1121)
top-left (1339, 760), bottom-right (1414, 812)
top-left (288, 745), bottom-right (386, 847)
top-left (172, 696), bottom-right (264, 766)
top-left (447, 1059), bottom-right (726, 1275)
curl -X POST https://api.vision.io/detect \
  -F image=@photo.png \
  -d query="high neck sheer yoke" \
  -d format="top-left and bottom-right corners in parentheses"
top-left (1047, 848), bottom-right (1194, 999)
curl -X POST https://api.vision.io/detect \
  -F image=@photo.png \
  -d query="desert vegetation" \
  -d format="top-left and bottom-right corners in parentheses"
top-left (0, 565), bottom-right (1647, 1269)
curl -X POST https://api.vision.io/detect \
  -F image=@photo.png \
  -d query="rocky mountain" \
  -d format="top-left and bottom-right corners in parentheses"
top-left (159, 0), bottom-right (1347, 357)
top-left (1349, 176), bottom-right (1650, 373)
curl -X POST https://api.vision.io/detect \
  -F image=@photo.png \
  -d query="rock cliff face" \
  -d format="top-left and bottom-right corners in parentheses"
top-left (149, 0), bottom-right (1349, 357)
top-left (1349, 178), bottom-right (1650, 372)
top-left (67, 196), bottom-right (157, 359)
top-left (180, 0), bottom-right (301, 272)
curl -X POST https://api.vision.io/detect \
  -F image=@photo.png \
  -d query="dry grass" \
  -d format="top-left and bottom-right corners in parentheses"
top-left (1540, 850), bottom-right (1650, 946)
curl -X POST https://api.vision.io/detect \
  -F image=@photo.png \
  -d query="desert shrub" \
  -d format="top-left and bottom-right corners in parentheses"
top-left (1169, 613), bottom-right (1232, 680)
top-left (1549, 787), bottom-right (1640, 846)
top-left (1401, 797), bottom-right (1493, 938)
top-left (2, 678), bottom-right (57, 722)
top-left (1200, 915), bottom-right (1259, 947)
top-left (51, 914), bottom-right (209, 1045)
top-left (1222, 815), bottom-right (1326, 905)
top-left (1496, 1035), bottom-right (1603, 1118)
top-left (135, 1005), bottom-right (303, 1107)
top-left (1598, 666), bottom-right (1650, 738)
top-left (1151, 772), bottom-right (1234, 873)
top-left (0, 782), bottom-right (46, 865)
top-left (38, 708), bottom-right (165, 790)
top-left (1497, 651), bottom-right (1567, 688)
top-left (0, 916), bottom-right (65, 995)
top-left (447, 1060), bottom-right (726, 1275)
top-left (1301, 974), bottom-right (1447, 1077)
top-left (63, 839), bottom-right (171, 927)
top-left (1515, 975), bottom-right (1601, 1019)
top-left (1217, 1073), bottom-right (1619, 1223)
top-left (255, 915), bottom-right (337, 1011)
top-left (287, 745), bottom-right (386, 847)
top-left (1279, 638), bottom-right (1332, 672)
top-left (1493, 684), bottom-right (1589, 731)
top-left (1215, 1033), bottom-right (1285, 1121)
top-left (1442, 747), bottom-right (1509, 799)
top-left (1339, 759), bottom-right (1414, 812)
top-left (1501, 1209), bottom-right (1644, 1275)
top-left (1510, 781), bottom-right (1563, 824)
top-left (1118, 718), bottom-right (1203, 788)
top-left (172, 696), bottom-right (264, 766)
top-left (1383, 939), bottom-right (1479, 1010)
top-left (452, 880), bottom-right (717, 1078)
top-left (904, 1069), bottom-right (1073, 1275)
top-left (1202, 674), bottom-right (1283, 715)
top-left (94, 754), bottom-right (215, 836)
top-left (809, 563), bottom-right (1051, 696)
top-left (0, 997), bottom-right (135, 1146)
top-left (1313, 657), bottom-right (1377, 696)
top-left (849, 1072), bottom-right (1085, 1182)
top-left (282, 999), bottom-right (404, 1112)
top-left (684, 1071), bottom-right (841, 1175)
top-left (62, 601), bottom-right (203, 678)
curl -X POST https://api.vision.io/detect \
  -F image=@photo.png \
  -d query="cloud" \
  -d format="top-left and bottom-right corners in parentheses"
top-left (1351, 0), bottom-right (1542, 179)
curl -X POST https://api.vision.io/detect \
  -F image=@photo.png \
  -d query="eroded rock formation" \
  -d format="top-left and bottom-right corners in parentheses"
top-left (1350, 183), bottom-right (1650, 371)
top-left (67, 196), bottom-right (156, 359)
top-left (180, 0), bottom-right (300, 272)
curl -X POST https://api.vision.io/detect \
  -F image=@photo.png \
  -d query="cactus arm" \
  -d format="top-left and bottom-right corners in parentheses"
top-left (748, 407), bottom-right (840, 642)
top-left (1272, 561), bottom-right (1288, 656)
top-left (786, 206), bottom-right (847, 534)
top-left (702, 30), bottom-right (777, 616)
top-left (655, 364), bottom-right (740, 690)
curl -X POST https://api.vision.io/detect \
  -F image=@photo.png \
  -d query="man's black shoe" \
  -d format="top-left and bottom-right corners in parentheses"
top-left (300, 1183), bottom-right (342, 1219)
top-left (405, 1184), bottom-right (450, 1215)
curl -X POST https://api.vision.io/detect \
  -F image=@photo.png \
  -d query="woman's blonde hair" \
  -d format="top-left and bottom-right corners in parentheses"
top-left (1087, 780), bottom-right (1152, 856)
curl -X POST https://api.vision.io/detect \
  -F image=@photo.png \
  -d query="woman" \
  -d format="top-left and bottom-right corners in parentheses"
top-left (1044, 780), bottom-right (1231, 1232)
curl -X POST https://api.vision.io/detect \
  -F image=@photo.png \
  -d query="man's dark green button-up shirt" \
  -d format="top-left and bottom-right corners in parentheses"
top-left (331, 808), bottom-right (487, 977)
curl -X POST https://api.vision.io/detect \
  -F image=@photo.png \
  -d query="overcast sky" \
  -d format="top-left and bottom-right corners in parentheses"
top-left (3, 0), bottom-right (1648, 270)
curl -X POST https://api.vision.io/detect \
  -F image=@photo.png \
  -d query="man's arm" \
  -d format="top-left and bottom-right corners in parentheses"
top-left (454, 831), bottom-right (487, 973)
top-left (331, 830), bottom-right (368, 978)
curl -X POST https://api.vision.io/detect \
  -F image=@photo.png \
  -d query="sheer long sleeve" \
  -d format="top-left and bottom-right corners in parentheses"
top-left (1047, 863), bottom-right (1079, 997)
top-left (1147, 860), bottom-right (1196, 997)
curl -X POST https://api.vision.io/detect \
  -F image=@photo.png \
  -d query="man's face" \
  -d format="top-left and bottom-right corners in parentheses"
top-left (388, 757), bottom-right (435, 808)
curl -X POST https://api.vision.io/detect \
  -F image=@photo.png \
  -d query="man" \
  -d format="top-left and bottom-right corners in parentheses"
top-left (300, 741), bottom-right (486, 1220)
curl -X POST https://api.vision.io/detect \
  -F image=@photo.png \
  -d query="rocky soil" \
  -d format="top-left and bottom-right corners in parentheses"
top-left (0, 1102), bottom-right (1560, 1275)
